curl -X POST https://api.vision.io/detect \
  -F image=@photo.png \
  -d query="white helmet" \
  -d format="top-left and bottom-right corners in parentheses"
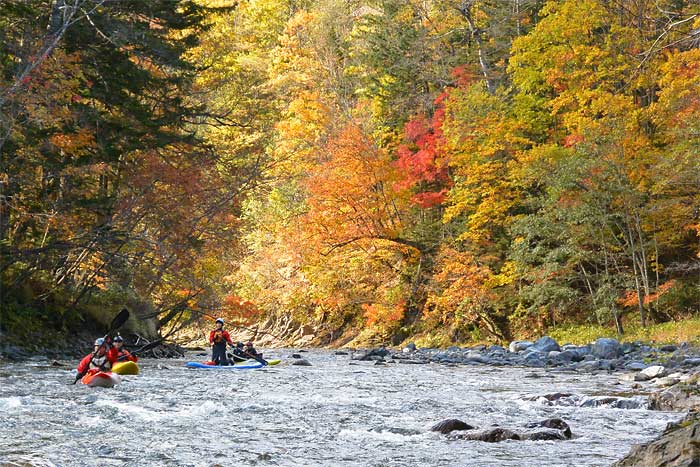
top-left (215, 317), bottom-right (224, 325)
top-left (94, 338), bottom-right (105, 346)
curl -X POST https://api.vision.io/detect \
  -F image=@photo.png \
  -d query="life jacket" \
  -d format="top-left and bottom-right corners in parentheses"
top-left (92, 354), bottom-right (108, 370)
top-left (211, 330), bottom-right (225, 345)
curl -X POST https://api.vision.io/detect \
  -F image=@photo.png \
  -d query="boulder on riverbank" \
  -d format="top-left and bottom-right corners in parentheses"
top-left (649, 385), bottom-right (700, 411)
top-left (612, 412), bottom-right (700, 466)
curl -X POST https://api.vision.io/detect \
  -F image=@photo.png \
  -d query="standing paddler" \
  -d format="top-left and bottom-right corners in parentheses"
top-left (208, 318), bottom-right (234, 365)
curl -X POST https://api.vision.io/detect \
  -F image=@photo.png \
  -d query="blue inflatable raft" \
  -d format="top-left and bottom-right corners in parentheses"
top-left (185, 362), bottom-right (264, 370)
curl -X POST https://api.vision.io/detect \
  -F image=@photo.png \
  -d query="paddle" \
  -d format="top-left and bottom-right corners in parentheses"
top-left (231, 345), bottom-right (268, 366)
top-left (73, 308), bottom-right (130, 383)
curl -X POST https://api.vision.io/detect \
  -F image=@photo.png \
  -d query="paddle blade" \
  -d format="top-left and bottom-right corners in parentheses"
top-left (109, 308), bottom-right (130, 332)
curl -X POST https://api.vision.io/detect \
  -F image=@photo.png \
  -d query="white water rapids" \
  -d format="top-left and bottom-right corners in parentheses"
top-left (0, 350), bottom-right (682, 466)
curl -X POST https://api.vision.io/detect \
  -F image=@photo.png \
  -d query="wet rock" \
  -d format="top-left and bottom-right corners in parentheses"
top-left (683, 358), bottom-right (700, 367)
top-left (397, 359), bottom-right (428, 364)
top-left (451, 427), bottom-right (521, 442)
top-left (533, 336), bottom-right (560, 353)
top-left (291, 353), bottom-right (302, 358)
top-left (555, 350), bottom-right (584, 363)
top-left (613, 412), bottom-right (700, 467)
top-left (529, 393), bottom-right (648, 409)
top-left (291, 358), bottom-right (312, 366)
top-left (525, 418), bottom-right (572, 439)
top-left (51, 360), bottom-right (65, 367)
top-left (352, 347), bottom-right (390, 361)
top-left (527, 393), bottom-right (573, 404)
top-left (576, 360), bottom-right (602, 372)
top-left (446, 419), bottom-right (573, 443)
top-left (652, 376), bottom-right (680, 388)
top-left (660, 344), bottom-right (678, 352)
top-left (579, 396), bottom-right (648, 410)
top-left (508, 341), bottom-right (533, 353)
top-left (591, 338), bottom-right (621, 359)
top-left (522, 429), bottom-right (569, 441)
top-left (649, 386), bottom-right (700, 411)
top-left (430, 419), bottom-right (475, 434)
top-left (403, 342), bottom-right (417, 353)
top-left (624, 361), bottom-right (648, 371)
top-left (334, 351), bottom-right (349, 355)
top-left (640, 365), bottom-right (667, 379)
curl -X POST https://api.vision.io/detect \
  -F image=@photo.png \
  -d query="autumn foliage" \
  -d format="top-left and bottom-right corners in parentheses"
top-left (5, 0), bottom-right (700, 345)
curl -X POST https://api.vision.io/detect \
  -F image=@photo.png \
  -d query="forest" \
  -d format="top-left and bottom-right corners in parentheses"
top-left (1, 0), bottom-right (699, 347)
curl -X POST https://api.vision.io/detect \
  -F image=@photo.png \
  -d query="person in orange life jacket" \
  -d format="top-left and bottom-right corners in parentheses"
top-left (76, 338), bottom-right (117, 374)
top-left (107, 335), bottom-right (138, 363)
top-left (209, 318), bottom-right (234, 365)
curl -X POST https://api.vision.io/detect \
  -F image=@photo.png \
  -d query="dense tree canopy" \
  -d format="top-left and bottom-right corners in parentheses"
top-left (3, 0), bottom-right (700, 345)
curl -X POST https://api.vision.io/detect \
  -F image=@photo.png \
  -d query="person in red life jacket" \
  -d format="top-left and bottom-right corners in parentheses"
top-left (209, 318), bottom-right (234, 365)
top-left (76, 337), bottom-right (117, 375)
top-left (107, 335), bottom-right (138, 363)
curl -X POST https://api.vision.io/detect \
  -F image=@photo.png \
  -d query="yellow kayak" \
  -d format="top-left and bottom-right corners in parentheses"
top-left (112, 361), bottom-right (139, 375)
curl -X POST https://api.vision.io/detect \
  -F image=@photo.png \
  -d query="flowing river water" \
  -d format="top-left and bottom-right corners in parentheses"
top-left (0, 350), bottom-right (683, 467)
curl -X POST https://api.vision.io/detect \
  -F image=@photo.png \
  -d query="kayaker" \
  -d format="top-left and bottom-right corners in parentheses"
top-left (244, 340), bottom-right (262, 360)
top-left (108, 335), bottom-right (138, 362)
top-left (231, 342), bottom-right (246, 359)
top-left (76, 338), bottom-right (117, 374)
top-left (209, 318), bottom-right (234, 365)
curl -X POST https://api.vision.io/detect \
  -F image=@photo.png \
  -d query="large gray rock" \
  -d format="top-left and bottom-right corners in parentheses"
top-left (533, 336), bottom-right (561, 353)
top-left (451, 428), bottom-right (521, 442)
top-left (591, 338), bottom-right (622, 359)
top-left (524, 418), bottom-right (572, 439)
top-left (613, 412), bottom-right (700, 466)
top-left (291, 358), bottom-right (312, 366)
top-left (430, 419), bottom-right (475, 434)
top-left (649, 386), bottom-right (700, 411)
top-left (509, 341), bottom-right (534, 353)
top-left (352, 347), bottom-right (390, 361)
top-left (640, 365), bottom-right (667, 379)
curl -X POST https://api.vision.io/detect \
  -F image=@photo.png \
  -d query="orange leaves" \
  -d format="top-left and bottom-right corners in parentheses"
top-left (302, 121), bottom-right (406, 247)
top-left (362, 301), bottom-right (405, 328)
top-left (618, 281), bottom-right (676, 308)
top-left (48, 129), bottom-right (96, 157)
top-left (222, 295), bottom-right (262, 323)
top-left (423, 247), bottom-right (496, 326)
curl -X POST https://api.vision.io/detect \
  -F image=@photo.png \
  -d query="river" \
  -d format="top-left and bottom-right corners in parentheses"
top-left (0, 350), bottom-right (682, 467)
